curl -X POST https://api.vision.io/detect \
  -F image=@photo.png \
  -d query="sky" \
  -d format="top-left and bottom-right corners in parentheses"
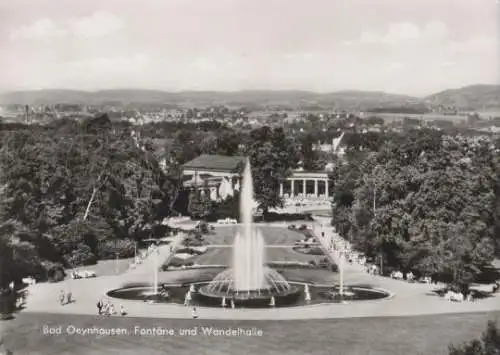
top-left (0, 0), bottom-right (498, 96)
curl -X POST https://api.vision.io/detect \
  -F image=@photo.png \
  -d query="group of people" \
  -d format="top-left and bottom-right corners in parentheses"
top-left (58, 289), bottom-right (73, 305)
top-left (96, 299), bottom-right (127, 316)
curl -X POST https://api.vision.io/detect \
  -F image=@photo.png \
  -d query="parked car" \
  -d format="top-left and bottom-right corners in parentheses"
top-left (71, 270), bottom-right (97, 279)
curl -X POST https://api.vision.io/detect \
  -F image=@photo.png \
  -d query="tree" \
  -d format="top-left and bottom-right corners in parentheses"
top-left (332, 130), bottom-right (496, 287)
top-left (243, 127), bottom-right (299, 214)
top-left (0, 114), bottom-right (181, 283)
top-left (298, 133), bottom-right (320, 170)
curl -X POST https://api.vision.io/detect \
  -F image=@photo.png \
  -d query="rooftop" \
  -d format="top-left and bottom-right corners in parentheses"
top-left (183, 154), bottom-right (246, 172)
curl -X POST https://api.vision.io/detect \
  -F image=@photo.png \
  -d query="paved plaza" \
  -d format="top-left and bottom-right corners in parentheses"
top-left (15, 217), bottom-right (500, 321)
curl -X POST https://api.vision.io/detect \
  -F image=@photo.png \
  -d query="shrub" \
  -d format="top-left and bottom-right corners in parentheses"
top-left (167, 257), bottom-right (194, 268)
top-left (307, 247), bottom-right (324, 255)
top-left (40, 261), bottom-right (66, 283)
top-left (183, 237), bottom-right (206, 247)
top-left (449, 321), bottom-right (500, 355)
top-left (0, 288), bottom-right (16, 319)
top-left (176, 247), bottom-right (202, 255)
top-left (303, 231), bottom-right (314, 239)
top-left (197, 221), bottom-right (209, 234)
top-left (65, 244), bottom-right (98, 267)
top-left (98, 239), bottom-right (135, 260)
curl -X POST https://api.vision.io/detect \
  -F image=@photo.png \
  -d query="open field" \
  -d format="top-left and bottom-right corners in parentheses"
top-left (2, 311), bottom-right (499, 355)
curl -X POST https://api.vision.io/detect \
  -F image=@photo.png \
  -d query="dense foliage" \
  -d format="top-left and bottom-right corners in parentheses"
top-left (449, 321), bottom-right (500, 355)
top-left (0, 115), bottom-right (181, 287)
top-left (242, 127), bottom-right (300, 214)
top-left (332, 128), bottom-right (498, 288)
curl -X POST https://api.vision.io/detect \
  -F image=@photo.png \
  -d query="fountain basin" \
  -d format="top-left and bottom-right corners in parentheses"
top-left (197, 284), bottom-right (301, 308)
top-left (107, 281), bottom-right (390, 308)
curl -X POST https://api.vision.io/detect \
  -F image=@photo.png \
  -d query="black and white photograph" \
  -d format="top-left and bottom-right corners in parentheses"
top-left (0, 0), bottom-right (499, 354)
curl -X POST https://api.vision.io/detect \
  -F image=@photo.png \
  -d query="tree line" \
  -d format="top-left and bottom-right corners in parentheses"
top-left (331, 127), bottom-right (499, 291)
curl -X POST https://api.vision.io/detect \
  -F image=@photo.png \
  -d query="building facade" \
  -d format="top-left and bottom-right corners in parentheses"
top-left (181, 155), bottom-right (333, 202)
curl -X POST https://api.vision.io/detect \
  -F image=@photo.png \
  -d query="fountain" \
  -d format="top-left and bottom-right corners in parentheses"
top-left (106, 159), bottom-right (391, 308)
top-left (153, 251), bottom-right (158, 295)
top-left (304, 284), bottom-right (311, 302)
top-left (197, 159), bottom-right (300, 307)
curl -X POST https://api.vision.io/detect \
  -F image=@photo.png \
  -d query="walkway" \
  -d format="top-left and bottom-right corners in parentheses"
top-left (207, 244), bottom-right (294, 248)
top-left (18, 218), bottom-right (500, 320)
top-left (124, 233), bottom-right (185, 281)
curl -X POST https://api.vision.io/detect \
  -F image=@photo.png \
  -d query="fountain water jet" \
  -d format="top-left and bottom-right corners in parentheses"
top-left (198, 159), bottom-right (300, 307)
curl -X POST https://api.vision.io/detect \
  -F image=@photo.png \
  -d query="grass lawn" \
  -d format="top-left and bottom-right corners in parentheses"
top-left (309, 210), bottom-right (333, 217)
top-left (201, 226), bottom-right (304, 246)
top-left (2, 311), bottom-right (499, 355)
top-left (189, 246), bottom-right (323, 266)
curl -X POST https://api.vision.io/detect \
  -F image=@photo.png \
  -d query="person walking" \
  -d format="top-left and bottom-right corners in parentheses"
top-left (97, 299), bottom-right (103, 315)
top-left (120, 304), bottom-right (127, 316)
top-left (102, 300), bottom-right (110, 315)
top-left (191, 307), bottom-right (198, 319)
top-left (59, 289), bottom-right (65, 305)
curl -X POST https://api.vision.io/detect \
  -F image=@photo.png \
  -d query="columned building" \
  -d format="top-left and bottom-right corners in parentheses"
top-left (280, 170), bottom-right (332, 199)
top-left (181, 155), bottom-right (333, 202)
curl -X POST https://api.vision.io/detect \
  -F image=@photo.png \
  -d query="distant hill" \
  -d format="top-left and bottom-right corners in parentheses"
top-left (424, 84), bottom-right (500, 110)
top-left (0, 89), bottom-right (421, 110)
top-left (1, 85), bottom-right (497, 110)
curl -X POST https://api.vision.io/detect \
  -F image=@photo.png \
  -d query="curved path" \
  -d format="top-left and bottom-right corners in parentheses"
top-left (18, 217), bottom-right (500, 321)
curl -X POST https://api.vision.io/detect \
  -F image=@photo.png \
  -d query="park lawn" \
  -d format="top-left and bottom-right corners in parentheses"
top-left (2, 311), bottom-right (499, 355)
top-left (308, 210), bottom-right (333, 217)
top-left (177, 246), bottom-right (323, 267)
top-left (202, 226), bottom-right (304, 246)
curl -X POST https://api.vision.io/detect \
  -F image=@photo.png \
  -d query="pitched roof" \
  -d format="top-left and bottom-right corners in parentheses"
top-left (183, 154), bottom-right (246, 172)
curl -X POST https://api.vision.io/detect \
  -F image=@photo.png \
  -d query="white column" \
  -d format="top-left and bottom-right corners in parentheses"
top-left (279, 182), bottom-right (284, 196)
top-left (290, 179), bottom-right (295, 196)
top-left (325, 179), bottom-right (329, 197)
top-left (302, 179), bottom-right (306, 196)
top-left (314, 179), bottom-right (318, 196)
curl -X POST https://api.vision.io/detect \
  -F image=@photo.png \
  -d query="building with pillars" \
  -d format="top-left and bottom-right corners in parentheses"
top-left (182, 154), bottom-right (333, 202)
top-left (280, 170), bottom-right (332, 200)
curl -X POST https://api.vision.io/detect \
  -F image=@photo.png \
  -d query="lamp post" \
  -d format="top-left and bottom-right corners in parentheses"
top-left (153, 249), bottom-right (158, 295)
top-left (339, 251), bottom-right (344, 296)
top-left (115, 252), bottom-right (119, 275)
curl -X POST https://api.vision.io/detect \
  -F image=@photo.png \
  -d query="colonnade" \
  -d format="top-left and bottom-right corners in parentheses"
top-left (279, 178), bottom-right (330, 198)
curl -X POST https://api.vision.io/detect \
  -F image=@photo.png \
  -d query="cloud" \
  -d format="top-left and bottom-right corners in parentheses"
top-left (69, 11), bottom-right (123, 38)
top-left (354, 21), bottom-right (451, 46)
top-left (8, 11), bottom-right (123, 41)
top-left (423, 21), bottom-right (448, 41)
top-left (68, 54), bottom-right (149, 73)
top-left (8, 18), bottom-right (67, 40)
top-left (384, 22), bottom-right (420, 43)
